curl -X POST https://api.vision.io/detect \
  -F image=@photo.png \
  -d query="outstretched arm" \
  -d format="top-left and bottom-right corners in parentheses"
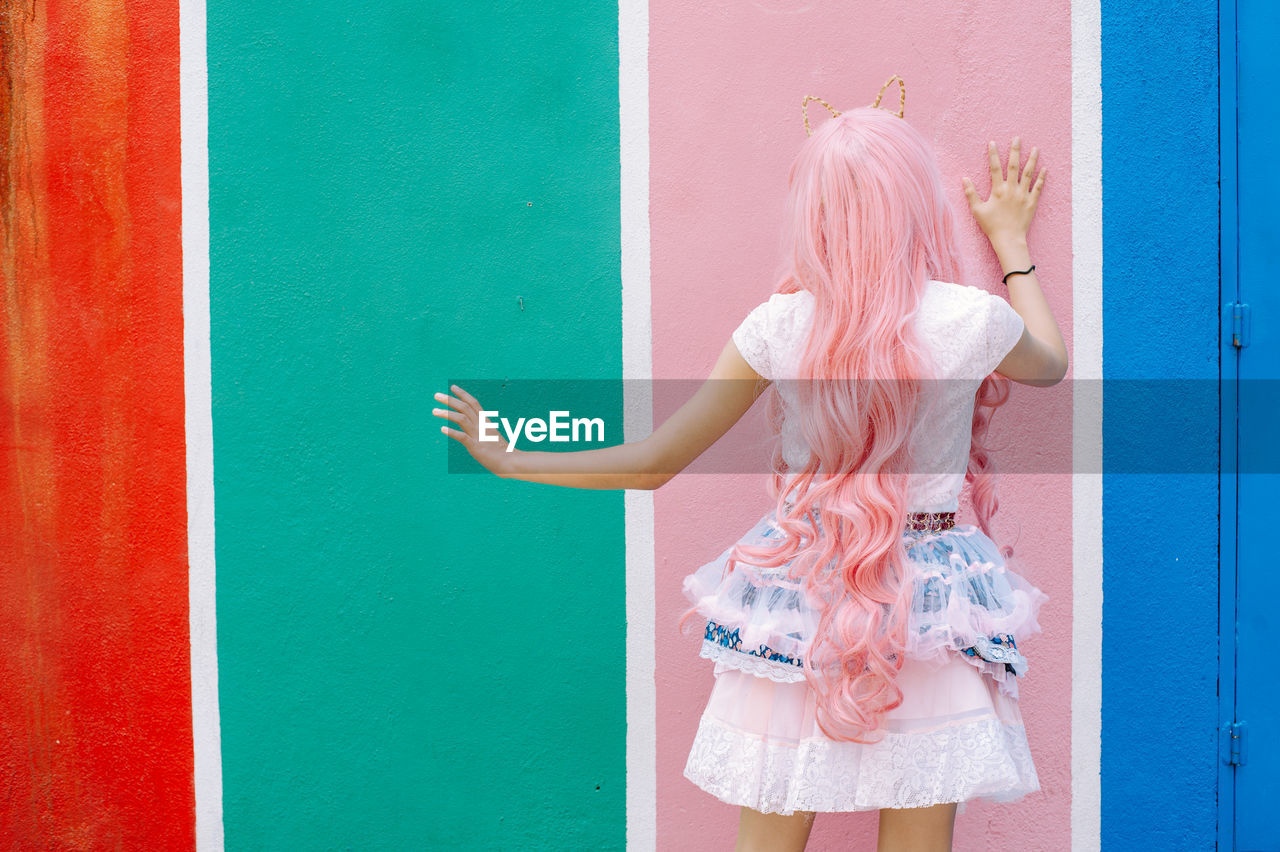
top-left (433, 337), bottom-right (771, 490)
top-left (963, 137), bottom-right (1069, 386)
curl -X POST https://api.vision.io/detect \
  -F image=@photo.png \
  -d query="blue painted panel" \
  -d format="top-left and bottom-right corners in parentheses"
top-left (1218, 2), bottom-right (1239, 848)
top-left (1101, 1), bottom-right (1220, 849)
top-left (1234, 0), bottom-right (1280, 847)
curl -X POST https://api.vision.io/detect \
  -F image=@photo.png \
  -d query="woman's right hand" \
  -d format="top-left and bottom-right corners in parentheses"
top-left (962, 138), bottom-right (1046, 250)
top-left (434, 384), bottom-right (517, 478)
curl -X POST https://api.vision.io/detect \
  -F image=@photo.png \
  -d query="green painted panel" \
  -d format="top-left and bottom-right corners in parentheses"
top-left (208, 3), bottom-right (623, 848)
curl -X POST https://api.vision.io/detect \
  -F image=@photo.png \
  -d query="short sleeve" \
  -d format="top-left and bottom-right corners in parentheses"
top-left (982, 292), bottom-right (1026, 375)
top-left (732, 299), bottom-right (774, 379)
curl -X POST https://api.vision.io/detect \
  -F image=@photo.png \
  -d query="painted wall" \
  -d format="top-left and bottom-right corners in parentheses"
top-left (1100, 1), bottom-right (1220, 849)
top-left (205, 1), bottom-right (625, 849)
top-left (0, 1), bottom-right (195, 847)
top-left (0, 0), bottom-right (1229, 849)
top-left (648, 2), bottom-right (1074, 849)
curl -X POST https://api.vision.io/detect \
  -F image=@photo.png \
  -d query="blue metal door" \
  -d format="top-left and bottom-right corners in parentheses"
top-left (1223, 1), bottom-right (1280, 849)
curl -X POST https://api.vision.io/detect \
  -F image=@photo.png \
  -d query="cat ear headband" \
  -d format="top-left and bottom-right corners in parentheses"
top-left (801, 74), bottom-right (906, 136)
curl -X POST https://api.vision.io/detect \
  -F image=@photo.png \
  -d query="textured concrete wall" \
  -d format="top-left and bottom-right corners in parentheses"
top-left (647, 2), bottom-right (1075, 849)
top-left (1100, 1), bottom-right (1220, 849)
top-left (0, 1), bottom-right (194, 847)
top-left (0, 0), bottom-right (1229, 847)
top-left (206, 1), bottom-right (625, 848)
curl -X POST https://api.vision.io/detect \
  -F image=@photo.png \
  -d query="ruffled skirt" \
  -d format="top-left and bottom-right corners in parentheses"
top-left (681, 509), bottom-right (1048, 815)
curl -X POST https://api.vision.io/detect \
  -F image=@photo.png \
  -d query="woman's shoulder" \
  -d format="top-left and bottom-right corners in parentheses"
top-left (924, 279), bottom-right (986, 303)
top-left (920, 280), bottom-right (1024, 376)
top-left (732, 290), bottom-right (815, 379)
top-left (756, 282), bottom-right (996, 329)
top-left (747, 289), bottom-right (814, 328)
top-left (762, 289), bottom-right (814, 308)
top-left (921, 280), bottom-right (1004, 321)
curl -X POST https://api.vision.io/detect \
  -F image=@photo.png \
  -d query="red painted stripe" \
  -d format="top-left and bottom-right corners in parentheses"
top-left (0, 1), bottom-right (194, 847)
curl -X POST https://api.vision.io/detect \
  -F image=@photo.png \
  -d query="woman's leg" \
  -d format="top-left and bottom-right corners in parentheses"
top-left (876, 802), bottom-right (958, 852)
top-left (736, 806), bottom-right (816, 852)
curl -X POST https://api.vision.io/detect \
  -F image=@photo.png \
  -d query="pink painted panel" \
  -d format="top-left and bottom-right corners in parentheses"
top-left (649, 2), bottom-right (1074, 848)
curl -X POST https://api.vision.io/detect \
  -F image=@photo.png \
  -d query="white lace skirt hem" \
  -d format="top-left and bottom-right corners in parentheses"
top-left (683, 652), bottom-right (1041, 815)
top-left (684, 711), bottom-right (1039, 815)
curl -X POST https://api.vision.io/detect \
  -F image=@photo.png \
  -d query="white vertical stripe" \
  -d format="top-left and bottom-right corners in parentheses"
top-left (620, 0), bottom-right (655, 848)
top-left (180, 1), bottom-right (224, 848)
top-left (1071, 0), bottom-right (1103, 849)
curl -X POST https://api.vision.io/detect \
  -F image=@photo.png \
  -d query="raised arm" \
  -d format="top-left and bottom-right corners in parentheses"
top-left (963, 137), bottom-right (1069, 386)
top-left (433, 337), bottom-right (771, 490)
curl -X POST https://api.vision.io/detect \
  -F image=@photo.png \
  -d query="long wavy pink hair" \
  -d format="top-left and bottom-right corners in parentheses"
top-left (725, 108), bottom-right (1013, 742)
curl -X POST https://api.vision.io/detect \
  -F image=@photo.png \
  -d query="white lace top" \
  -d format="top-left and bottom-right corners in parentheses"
top-left (731, 280), bottom-right (1026, 513)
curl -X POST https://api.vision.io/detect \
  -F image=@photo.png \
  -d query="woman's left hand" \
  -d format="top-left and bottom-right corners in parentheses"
top-left (433, 384), bottom-right (514, 477)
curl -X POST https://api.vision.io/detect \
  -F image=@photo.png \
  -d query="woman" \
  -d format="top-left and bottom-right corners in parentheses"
top-left (435, 101), bottom-right (1067, 850)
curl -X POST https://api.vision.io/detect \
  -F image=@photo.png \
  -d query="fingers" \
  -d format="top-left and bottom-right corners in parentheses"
top-left (433, 394), bottom-right (465, 425)
top-left (1031, 166), bottom-right (1047, 202)
top-left (961, 176), bottom-right (980, 210)
top-left (434, 385), bottom-right (503, 453)
top-left (1020, 147), bottom-right (1039, 190)
top-left (1008, 137), bottom-right (1021, 183)
top-left (434, 388), bottom-right (478, 440)
top-left (439, 424), bottom-right (471, 444)
top-left (450, 384), bottom-right (480, 410)
top-left (434, 387), bottom-right (477, 418)
top-left (432, 406), bottom-right (464, 425)
top-left (987, 140), bottom-right (1002, 185)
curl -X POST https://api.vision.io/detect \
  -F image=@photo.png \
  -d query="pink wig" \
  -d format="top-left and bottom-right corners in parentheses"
top-left (727, 108), bottom-right (1013, 742)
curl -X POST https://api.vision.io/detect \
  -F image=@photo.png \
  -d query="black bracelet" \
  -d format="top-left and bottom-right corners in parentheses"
top-left (1002, 265), bottom-right (1036, 285)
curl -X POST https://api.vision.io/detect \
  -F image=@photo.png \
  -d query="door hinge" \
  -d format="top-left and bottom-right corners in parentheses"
top-left (1223, 720), bottom-right (1248, 766)
top-left (1229, 302), bottom-right (1251, 348)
